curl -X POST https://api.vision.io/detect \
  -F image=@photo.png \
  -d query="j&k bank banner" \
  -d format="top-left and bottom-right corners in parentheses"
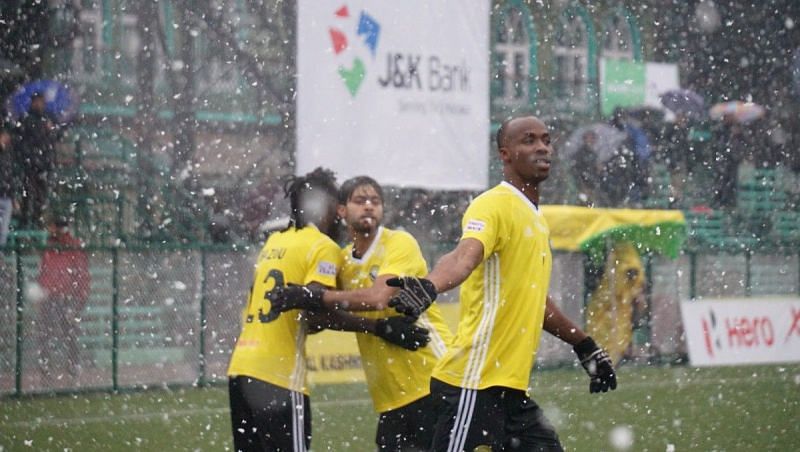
top-left (297, 1), bottom-right (490, 190)
top-left (680, 298), bottom-right (800, 367)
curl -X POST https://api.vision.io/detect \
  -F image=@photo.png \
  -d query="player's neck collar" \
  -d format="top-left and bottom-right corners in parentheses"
top-left (500, 181), bottom-right (540, 213)
top-left (351, 226), bottom-right (383, 263)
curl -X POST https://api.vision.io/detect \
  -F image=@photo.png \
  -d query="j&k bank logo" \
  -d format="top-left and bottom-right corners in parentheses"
top-left (328, 5), bottom-right (381, 97)
top-left (327, 4), bottom-right (471, 98)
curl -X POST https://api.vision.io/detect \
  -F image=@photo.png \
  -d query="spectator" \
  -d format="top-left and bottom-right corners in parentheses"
top-left (206, 192), bottom-right (234, 243)
top-left (601, 151), bottom-right (633, 207)
top-left (240, 179), bottom-right (281, 241)
top-left (659, 113), bottom-right (692, 203)
top-left (15, 92), bottom-right (57, 229)
top-left (766, 119), bottom-right (789, 169)
top-left (0, 124), bottom-right (14, 247)
top-left (609, 108), bottom-right (652, 206)
top-left (710, 115), bottom-right (743, 208)
top-left (37, 216), bottom-right (90, 383)
top-left (396, 190), bottom-right (433, 237)
top-left (571, 130), bottom-right (601, 206)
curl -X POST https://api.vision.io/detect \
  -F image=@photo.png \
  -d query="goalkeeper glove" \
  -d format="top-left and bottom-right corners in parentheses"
top-left (573, 336), bottom-right (618, 394)
top-left (386, 277), bottom-right (437, 317)
top-left (263, 284), bottom-right (324, 322)
top-left (375, 316), bottom-right (431, 351)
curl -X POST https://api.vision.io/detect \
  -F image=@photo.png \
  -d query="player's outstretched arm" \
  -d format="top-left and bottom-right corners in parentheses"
top-left (387, 238), bottom-right (484, 317)
top-left (305, 310), bottom-right (430, 351)
top-left (543, 296), bottom-right (617, 393)
top-left (320, 274), bottom-right (400, 311)
top-left (263, 283), bottom-right (324, 321)
top-left (427, 238), bottom-right (484, 293)
top-left (386, 276), bottom-right (437, 317)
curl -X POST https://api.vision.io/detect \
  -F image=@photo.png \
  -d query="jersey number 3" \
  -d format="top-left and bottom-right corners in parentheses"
top-left (246, 268), bottom-right (285, 324)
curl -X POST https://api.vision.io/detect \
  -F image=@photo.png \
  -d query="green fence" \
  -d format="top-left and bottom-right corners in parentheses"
top-left (0, 243), bottom-right (256, 396)
top-left (1, 242), bottom-right (798, 397)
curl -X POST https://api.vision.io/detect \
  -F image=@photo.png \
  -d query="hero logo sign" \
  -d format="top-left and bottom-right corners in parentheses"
top-left (699, 308), bottom-right (800, 357)
top-left (787, 307), bottom-right (800, 343)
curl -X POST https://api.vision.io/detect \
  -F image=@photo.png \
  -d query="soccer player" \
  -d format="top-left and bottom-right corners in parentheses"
top-left (226, 168), bottom-right (429, 452)
top-left (388, 116), bottom-right (618, 451)
top-left (268, 175), bottom-right (454, 451)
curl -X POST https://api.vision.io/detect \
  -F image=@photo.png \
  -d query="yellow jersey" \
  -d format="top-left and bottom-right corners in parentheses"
top-left (432, 182), bottom-right (552, 392)
top-left (339, 227), bottom-right (453, 413)
top-left (227, 225), bottom-right (341, 394)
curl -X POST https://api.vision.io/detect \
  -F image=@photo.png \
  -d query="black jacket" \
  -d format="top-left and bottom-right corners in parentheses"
top-left (16, 111), bottom-right (55, 173)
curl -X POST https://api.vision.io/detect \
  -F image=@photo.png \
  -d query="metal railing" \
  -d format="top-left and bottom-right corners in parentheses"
top-left (1, 241), bottom-right (798, 397)
top-left (1, 242), bottom-right (256, 396)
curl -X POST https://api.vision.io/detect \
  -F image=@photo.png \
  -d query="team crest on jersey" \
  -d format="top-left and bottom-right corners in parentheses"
top-left (464, 219), bottom-right (485, 232)
top-left (369, 265), bottom-right (379, 281)
top-left (317, 261), bottom-right (337, 277)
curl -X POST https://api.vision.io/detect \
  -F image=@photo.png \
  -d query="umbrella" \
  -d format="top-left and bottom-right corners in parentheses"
top-left (709, 101), bottom-right (765, 124)
top-left (560, 123), bottom-right (628, 164)
top-left (6, 79), bottom-right (80, 124)
top-left (659, 89), bottom-right (706, 119)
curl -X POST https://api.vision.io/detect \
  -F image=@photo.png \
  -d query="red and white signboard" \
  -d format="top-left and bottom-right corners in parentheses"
top-left (680, 298), bottom-right (800, 366)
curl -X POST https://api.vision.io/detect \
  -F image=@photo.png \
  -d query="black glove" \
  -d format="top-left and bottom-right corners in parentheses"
top-left (262, 284), bottom-right (324, 322)
top-left (375, 316), bottom-right (431, 351)
top-left (386, 277), bottom-right (437, 317)
top-left (573, 336), bottom-right (618, 393)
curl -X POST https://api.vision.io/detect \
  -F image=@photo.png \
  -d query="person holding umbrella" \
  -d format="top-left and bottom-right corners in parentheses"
top-left (659, 89), bottom-right (708, 205)
top-left (15, 91), bottom-right (57, 229)
top-left (707, 101), bottom-right (765, 208)
top-left (659, 113), bottom-right (693, 204)
top-left (570, 129), bottom-right (602, 206)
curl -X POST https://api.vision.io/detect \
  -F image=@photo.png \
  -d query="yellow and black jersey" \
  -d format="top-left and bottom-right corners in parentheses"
top-left (227, 225), bottom-right (341, 394)
top-left (432, 182), bottom-right (552, 392)
top-left (339, 227), bottom-right (453, 413)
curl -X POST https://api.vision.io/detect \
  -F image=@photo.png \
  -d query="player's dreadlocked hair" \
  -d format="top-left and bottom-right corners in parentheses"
top-left (283, 167), bottom-right (338, 230)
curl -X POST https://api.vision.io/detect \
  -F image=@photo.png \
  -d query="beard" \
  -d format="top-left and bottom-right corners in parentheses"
top-left (350, 216), bottom-right (378, 235)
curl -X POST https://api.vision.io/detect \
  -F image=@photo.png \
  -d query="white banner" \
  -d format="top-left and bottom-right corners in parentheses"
top-left (297, 1), bottom-right (490, 190)
top-left (680, 298), bottom-right (800, 366)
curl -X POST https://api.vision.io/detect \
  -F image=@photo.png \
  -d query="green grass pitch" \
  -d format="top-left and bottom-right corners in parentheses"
top-left (2, 364), bottom-right (798, 451)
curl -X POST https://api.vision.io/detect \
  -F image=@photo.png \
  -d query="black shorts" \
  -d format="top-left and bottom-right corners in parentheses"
top-left (429, 378), bottom-right (563, 452)
top-left (228, 376), bottom-right (311, 452)
top-left (375, 395), bottom-right (438, 451)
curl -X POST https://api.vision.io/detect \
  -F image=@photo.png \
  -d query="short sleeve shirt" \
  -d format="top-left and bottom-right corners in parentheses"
top-left (339, 227), bottom-right (453, 412)
top-left (227, 226), bottom-right (341, 394)
top-left (432, 182), bottom-right (552, 391)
